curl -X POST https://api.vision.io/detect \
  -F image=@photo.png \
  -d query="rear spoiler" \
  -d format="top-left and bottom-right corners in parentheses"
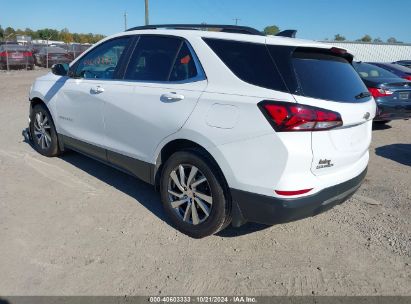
top-left (276, 30), bottom-right (297, 38)
top-left (294, 46), bottom-right (354, 63)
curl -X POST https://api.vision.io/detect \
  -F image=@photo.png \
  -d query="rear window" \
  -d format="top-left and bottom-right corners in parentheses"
top-left (203, 38), bottom-right (287, 92)
top-left (48, 47), bottom-right (67, 53)
top-left (291, 51), bottom-right (368, 102)
top-left (0, 45), bottom-right (28, 51)
top-left (378, 63), bottom-right (411, 74)
top-left (353, 62), bottom-right (399, 79)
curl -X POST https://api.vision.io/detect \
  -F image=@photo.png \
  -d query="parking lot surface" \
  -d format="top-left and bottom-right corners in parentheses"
top-left (0, 70), bottom-right (410, 296)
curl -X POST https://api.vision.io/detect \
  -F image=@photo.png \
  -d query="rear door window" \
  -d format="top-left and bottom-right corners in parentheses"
top-left (124, 36), bottom-right (182, 82)
top-left (203, 38), bottom-right (287, 92)
top-left (169, 42), bottom-right (198, 82)
top-left (291, 51), bottom-right (368, 102)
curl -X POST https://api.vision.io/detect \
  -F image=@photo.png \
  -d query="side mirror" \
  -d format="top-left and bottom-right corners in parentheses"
top-left (51, 63), bottom-right (69, 76)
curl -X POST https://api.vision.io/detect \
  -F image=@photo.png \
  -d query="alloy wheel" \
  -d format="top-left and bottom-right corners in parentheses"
top-left (33, 112), bottom-right (52, 150)
top-left (167, 164), bottom-right (213, 225)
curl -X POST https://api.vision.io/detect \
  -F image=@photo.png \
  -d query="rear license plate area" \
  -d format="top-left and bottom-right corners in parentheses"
top-left (11, 53), bottom-right (23, 59)
top-left (399, 92), bottom-right (409, 100)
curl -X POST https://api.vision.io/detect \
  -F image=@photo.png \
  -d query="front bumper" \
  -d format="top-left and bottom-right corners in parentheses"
top-left (230, 167), bottom-right (367, 227)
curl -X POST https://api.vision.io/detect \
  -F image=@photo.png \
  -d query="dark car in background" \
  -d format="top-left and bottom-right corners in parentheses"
top-left (29, 43), bottom-right (48, 65)
top-left (34, 46), bottom-right (71, 68)
top-left (394, 60), bottom-right (411, 68)
top-left (353, 62), bottom-right (411, 124)
top-left (369, 62), bottom-right (411, 81)
top-left (64, 43), bottom-right (91, 60)
top-left (0, 44), bottom-right (34, 70)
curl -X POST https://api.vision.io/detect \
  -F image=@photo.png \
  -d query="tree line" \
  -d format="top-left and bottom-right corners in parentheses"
top-left (0, 24), bottom-right (403, 45)
top-left (332, 34), bottom-right (402, 44)
top-left (0, 25), bottom-right (106, 44)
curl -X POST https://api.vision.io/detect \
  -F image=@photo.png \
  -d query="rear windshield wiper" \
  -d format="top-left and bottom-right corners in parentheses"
top-left (355, 91), bottom-right (371, 99)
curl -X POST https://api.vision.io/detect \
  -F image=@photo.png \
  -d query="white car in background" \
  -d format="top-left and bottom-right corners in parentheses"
top-left (27, 24), bottom-right (375, 238)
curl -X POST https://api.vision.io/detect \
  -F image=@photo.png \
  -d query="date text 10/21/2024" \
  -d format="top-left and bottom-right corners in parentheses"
top-left (149, 296), bottom-right (257, 303)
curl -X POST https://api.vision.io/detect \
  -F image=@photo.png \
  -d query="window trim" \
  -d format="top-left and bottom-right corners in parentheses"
top-left (121, 34), bottom-right (207, 84)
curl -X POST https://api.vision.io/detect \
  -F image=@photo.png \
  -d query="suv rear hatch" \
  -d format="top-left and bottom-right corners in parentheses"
top-left (268, 45), bottom-right (376, 176)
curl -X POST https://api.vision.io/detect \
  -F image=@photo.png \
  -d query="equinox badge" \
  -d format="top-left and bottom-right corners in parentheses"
top-left (316, 159), bottom-right (334, 169)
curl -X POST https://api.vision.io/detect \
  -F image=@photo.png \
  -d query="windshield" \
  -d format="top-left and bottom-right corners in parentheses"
top-left (353, 62), bottom-right (399, 79)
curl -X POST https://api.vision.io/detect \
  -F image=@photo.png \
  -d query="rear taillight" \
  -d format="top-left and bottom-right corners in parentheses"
top-left (403, 75), bottom-right (411, 81)
top-left (258, 101), bottom-right (343, 132)
top-left (368, 87), bottom-right (393, 98)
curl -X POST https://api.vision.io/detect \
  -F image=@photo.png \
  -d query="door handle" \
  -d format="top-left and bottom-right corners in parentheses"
top-left (90, 86), bottom-right (105, 94)
top-left (160, 92), bottom-right (185, 102)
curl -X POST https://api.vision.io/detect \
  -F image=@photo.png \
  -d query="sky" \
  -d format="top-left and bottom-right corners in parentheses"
top-left (0, 0), bottom-right (410, 42)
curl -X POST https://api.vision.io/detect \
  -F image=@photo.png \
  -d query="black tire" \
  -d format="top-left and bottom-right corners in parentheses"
top-left (29, 103), bottom-right (61, 157)
top-left (160, 149), bottom-right (231, 238)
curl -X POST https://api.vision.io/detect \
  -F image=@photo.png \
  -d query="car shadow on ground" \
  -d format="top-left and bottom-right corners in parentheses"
top-left (375, 144), bottom-right (411, 166)
top-left (22, 128), bottom-right (169, 224)
top-left (372, 123), bottom-right (392, 130)
top-left (61, 151), bottom-right (272, 237)
top-left (216, 223), bottom-right (270, 237)
top-left (60, 150), bottom-right (168, 218)
top-left (22, 129), bottom-right (270, 237)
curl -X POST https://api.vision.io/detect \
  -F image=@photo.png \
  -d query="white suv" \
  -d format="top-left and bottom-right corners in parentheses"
top-left (28, 25), bottom-right (375, 238)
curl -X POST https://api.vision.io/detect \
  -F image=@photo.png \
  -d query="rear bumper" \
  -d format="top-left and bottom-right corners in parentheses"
top-left (0, 60), bottom-right (34, 67)
top-left (230, 167), bottom-right (367, 227)
top-left (375, 102), bottom-right (411, 121)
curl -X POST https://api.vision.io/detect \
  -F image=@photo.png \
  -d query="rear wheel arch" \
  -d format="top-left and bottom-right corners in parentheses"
top-left (156, 139), bottom-right (233, 236)
top-left (154, 139), bottom-right (229, 196)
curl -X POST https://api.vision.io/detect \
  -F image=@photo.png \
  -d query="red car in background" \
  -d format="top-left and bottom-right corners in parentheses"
top-left (0, 44), bottom-right (34, 70)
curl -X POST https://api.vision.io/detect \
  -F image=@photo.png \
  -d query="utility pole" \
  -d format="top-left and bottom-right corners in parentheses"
top-left (124, 11), bottom-right (128, 30)
top-left (233, 18), bottom-right (241, 25)
top-left (46, 34), bottom-right (53, 69)
top-left (5, 33), bottom-right (14, 72)
top-left (145, 0), bottom-right (149, 25)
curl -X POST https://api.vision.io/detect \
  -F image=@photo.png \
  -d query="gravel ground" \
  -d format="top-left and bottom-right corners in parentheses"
top-left (0, 69), bottom-right (410, 296)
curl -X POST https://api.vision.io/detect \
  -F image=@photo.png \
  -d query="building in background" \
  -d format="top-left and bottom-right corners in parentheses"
top-left (31, 39), bottom-right (65, 46)
top-left (16, 35), bottom-right (32, 45)
top-left (321, 41), bottom-right (411, 62)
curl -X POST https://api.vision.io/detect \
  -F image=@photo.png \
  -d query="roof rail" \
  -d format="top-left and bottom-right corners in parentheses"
top-left (276, 30), bottom-right (297, 38)
top-left (126, 24), bottom-right (264, 36)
